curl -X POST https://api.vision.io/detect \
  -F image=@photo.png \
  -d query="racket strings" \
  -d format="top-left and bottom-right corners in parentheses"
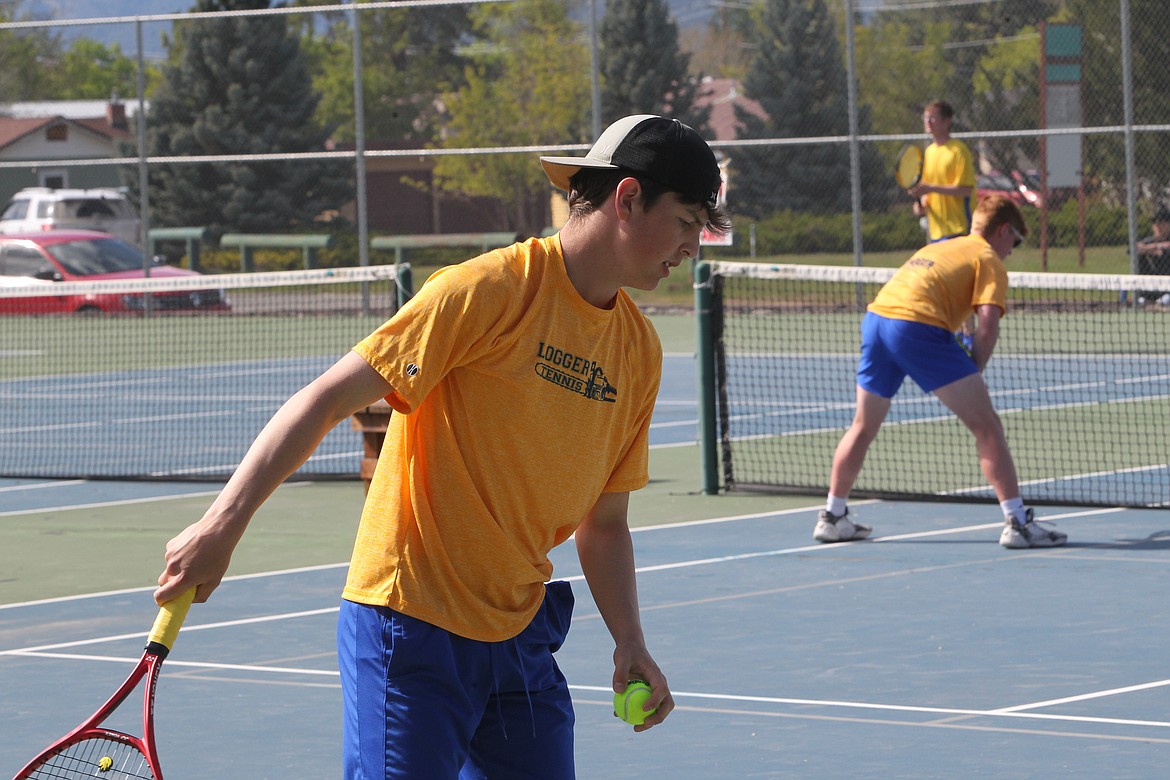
top-left (25, 736), bottom-right (154, 780)
top-left (895, 146), bottom-right (923, 188)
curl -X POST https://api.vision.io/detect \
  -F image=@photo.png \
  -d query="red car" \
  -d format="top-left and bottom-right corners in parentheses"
top-left (0, 230), bottom-right (228, 314)
top-left (1010, 169), bottom-right (1047, 209)
top-left (976, 171), bottom-right (1030, 208)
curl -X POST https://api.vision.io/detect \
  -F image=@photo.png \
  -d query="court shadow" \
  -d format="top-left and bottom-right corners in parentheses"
top-left (1064, 530), bottom-right (1170, 551)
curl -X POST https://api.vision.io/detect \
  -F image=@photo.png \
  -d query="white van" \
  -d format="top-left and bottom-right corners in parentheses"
top-left (0, 187), bottom-right (142, 246)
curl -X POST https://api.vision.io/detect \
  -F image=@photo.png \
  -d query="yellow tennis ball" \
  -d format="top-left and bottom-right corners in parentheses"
top-left (98, 756), bottom-right (114, 772)
top-left (613, 679), bottom-right (656, 726)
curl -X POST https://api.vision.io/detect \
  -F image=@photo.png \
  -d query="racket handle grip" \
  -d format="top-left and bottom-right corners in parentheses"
top-left (148, 587), bottom-right (196, 654)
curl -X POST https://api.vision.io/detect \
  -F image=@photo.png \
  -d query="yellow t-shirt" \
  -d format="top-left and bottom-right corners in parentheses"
top-left (343, 235), bottom-right (661, 641)
top-left (868, 234), bottom-right (1007, 333)
top-left (922, 138), bottom-right (976, 240)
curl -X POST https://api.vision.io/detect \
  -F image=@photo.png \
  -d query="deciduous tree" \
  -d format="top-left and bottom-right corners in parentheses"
top-left (433, 0), bottom-right (591, 236)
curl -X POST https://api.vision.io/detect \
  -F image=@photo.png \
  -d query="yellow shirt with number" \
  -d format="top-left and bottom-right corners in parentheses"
top-left (922, 138), bottom-right (976, 240)
top-left (868, 234), bottom-right (1007, 332)
top-left (343, 235), bottom-right (660, 641)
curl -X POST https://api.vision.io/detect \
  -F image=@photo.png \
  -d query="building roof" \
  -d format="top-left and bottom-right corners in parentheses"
top-left (0, 103), bottom-right (136, 152)
top-left (0, 117), bottom-right (55, 149)
top-left (694, 77), bottom-right (767, 142)
top-left (1, 100), bottom-right (147, 120)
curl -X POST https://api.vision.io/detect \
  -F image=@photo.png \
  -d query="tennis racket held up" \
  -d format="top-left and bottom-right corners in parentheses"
top-left (12, 588), bottom-right (196, 780)
top-left (894, 144), bottom-right (924, 189)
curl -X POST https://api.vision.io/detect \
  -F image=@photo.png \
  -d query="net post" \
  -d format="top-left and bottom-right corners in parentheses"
top-left (694, 260), bottom-right (719, 495)
top-left (395, 262), bottom-right (413, 311)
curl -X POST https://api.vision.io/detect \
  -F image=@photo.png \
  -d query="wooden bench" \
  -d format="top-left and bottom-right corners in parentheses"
top-left (350, 399), bottom-right (392, 493)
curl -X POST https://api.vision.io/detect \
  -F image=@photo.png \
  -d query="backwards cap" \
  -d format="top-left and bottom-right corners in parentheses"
top-left (540, 115), bottom-right (721, 209)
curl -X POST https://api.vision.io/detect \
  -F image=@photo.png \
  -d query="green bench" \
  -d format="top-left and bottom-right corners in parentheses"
top-left (370, 232), bottom-right (517, 265)
top-left (371, 232), bottom-right (519, 308)
top-left (219, 233), bottom-right (335, 272)
top-left (148, 227), bottom-right (211, 272)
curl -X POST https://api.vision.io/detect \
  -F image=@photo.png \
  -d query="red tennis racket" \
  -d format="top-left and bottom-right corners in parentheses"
top-left (12, 588), bottom-right (196, 780)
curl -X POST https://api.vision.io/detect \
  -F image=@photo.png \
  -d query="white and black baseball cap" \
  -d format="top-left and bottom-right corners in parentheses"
top-left (540, 114), bottom-right (721, 210)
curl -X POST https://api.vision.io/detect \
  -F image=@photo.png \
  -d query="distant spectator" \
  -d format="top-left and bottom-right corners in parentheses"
top-left (1136, 207), bottom-right (1170, 303)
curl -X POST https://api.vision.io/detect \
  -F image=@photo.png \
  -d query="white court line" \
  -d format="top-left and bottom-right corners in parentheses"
top-left (569, 685), bottom-right (1170, 730)
top-left (10, 651), bottom-right (340, 678)
top-left (0, 480), bottom-right (328, 519)
top-left (0, 479), bottom-right (88, 493)
top-left (945, 466), bottom-right (1168, 497)
top-left (1, 504), bottom-right (1119, 618)
top-left (7, 651), bottom-right (1170, 732)
top-left (154, 447), bottom-right (357, 478)
top-left (0, 488), bottom-right (225, 518)
top-left (2, 504), bottom-right (1157, 733)
top-left (10, 651), bottom-right (1170, 730)
top-left (991, 678), bottom-right (1170, 714)
top-left (5, 606), bottom-right (340, 655)
top-left (0, 558), bottom-right (348, 611)
top-left (1, 504), bottom-right (1120, 611)
top-left (604, 507), bottom-right (1121, 575)
top-left (12, 641), bottom-right (1167, 732)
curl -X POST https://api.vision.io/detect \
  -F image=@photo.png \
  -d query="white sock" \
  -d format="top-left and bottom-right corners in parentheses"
top-left (1000, 497), bottom-right (1027, 524)
top-left (827, 495), bottom-right (848, 517)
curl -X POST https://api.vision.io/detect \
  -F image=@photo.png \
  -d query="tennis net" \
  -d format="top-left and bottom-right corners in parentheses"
top-left (0, 265), bottom-right (401, 481)
top-left (697, 261), bottom-right (1170, 508)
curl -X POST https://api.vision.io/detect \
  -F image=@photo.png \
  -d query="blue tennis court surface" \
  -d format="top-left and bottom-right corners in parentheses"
top-left (4, 497), bottom-right (1169, 778)
top-left (0, 353), bottom-right (703, 481)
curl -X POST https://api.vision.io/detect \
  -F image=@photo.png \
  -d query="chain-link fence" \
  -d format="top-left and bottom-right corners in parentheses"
top-left (0, 0), bottom-right (1165, 275)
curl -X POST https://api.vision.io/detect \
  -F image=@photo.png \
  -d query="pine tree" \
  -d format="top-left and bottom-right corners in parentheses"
top-left (140, 0), bottom-right (348, 236)
top-left (599, 0), bottom-right (703, 131)
top-left (731, 0), bottom-right (881, 218)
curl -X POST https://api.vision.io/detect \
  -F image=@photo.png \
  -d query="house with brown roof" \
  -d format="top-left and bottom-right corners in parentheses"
top-left (694, 76), bottom-right (767, 142)
top-left (0, 100), bottom-right (137, 203)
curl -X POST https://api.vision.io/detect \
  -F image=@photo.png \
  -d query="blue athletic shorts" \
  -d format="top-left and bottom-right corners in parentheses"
top-left (857, 311), bottom-right (977, 397)
top-left (337, 581), bottom-right (576, 780)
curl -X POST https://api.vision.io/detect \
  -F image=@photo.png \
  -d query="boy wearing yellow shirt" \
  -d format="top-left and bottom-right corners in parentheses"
top-left (814, 195), bottom-right (1067, 550)
top-left (154, 115), bottom-right (730, 778)
top-left (909, 100), bottom-right (976, 241)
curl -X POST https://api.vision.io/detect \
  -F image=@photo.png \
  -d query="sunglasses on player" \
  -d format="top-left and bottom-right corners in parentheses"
top-left (1008, 224), bottom-right (1025, 248)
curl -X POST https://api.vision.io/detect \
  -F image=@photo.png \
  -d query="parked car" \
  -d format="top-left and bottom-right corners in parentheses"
top-left (0, 230), bottom-right (229, 314)
top-left (976, 171), bottom-right (1030, 208)
top-left (0, 187), bottom-right (142, 246)
top-left (1010, 169), bottom-right (1046, 209)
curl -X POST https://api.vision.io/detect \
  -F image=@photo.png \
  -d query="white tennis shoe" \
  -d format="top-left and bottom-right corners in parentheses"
top-left (999, 508), bottom-right (1068, 549)
top-left (813, 510), bottom-right (872, 543)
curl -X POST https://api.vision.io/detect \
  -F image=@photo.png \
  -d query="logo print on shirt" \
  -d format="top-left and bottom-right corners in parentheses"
top-left (534, 342), bottom-right (617, 403)
top-left (406, 363), bottom-right (419, 377)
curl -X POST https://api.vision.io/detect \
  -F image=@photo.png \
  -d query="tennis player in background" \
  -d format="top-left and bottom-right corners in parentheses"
top-left (814, 195), bottom-right (1068, 550)
top-left (154, 115), bottom-right (730, 778)
top-left (909, 99), bottom-right (976, 242)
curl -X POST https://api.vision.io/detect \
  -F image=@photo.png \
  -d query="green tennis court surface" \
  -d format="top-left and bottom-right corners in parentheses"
top-left (702, 263), bottom-right (1170, 507)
